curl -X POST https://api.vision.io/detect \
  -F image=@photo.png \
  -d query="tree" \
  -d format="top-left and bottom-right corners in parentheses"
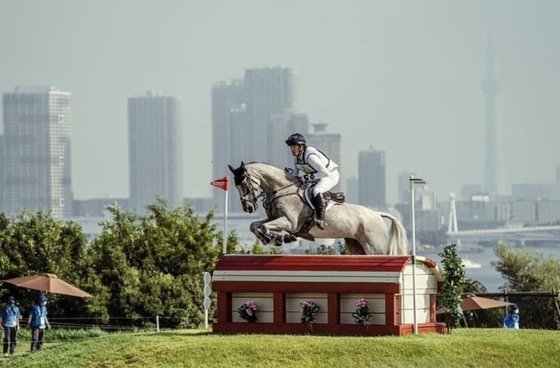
top-left (84, 200), bottom-right (224, 328)
top-left (492, 242), bottom-right (560, 329)
top-left (437, 243), bottom-right (466, 333)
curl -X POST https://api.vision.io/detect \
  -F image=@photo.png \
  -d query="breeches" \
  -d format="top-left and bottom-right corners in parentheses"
top-left (312, 170), bottom-right (340, 197)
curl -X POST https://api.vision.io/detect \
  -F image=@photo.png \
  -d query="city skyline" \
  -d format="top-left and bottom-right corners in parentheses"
top-left (2, 1), bottom-right (560, 204)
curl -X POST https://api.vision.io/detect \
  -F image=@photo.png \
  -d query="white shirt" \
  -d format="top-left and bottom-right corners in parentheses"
top-left (292, 146), bottom-right (338, 180)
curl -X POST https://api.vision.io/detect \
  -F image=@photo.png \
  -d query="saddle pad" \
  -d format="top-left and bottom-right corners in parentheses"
top-left (303, 187), bottom-right (335, 211)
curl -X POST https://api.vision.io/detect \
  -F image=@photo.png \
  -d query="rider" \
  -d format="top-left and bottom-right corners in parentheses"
top-left (285, 133), bottom-right (340, 230)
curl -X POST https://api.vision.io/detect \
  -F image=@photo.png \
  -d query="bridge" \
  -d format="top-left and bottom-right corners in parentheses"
top-left (446, 225), bottom-right (560, 244)
top-left (445, 193), bottom-right (560, 244)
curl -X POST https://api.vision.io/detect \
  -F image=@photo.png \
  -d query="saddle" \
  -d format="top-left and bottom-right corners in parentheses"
top-left (289, 184), bottom-right (345, 238)
top-left (302, 185), bottom-right (345, 210)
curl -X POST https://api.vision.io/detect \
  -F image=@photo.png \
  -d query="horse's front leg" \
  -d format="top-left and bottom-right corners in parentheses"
top-left (250, 219), bottom-right (273, 244)
top-left (250, 217), bottom-right (293, 246)
top-left (261, 216), bottom-right (297, 239)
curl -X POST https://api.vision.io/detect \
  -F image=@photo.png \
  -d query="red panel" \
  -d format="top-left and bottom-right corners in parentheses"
top-left (217, 292), bottom-right (231, 323)
top-left (215, 255), bottom-right (411, 272)
top-left (273, 293), bottom-right (285, 324)
top-left (213, 281), bottom-right (400, 294)
top-left (328, 294), bottom-right (340, 325)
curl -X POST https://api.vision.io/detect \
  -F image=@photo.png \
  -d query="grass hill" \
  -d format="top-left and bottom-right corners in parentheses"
top-left (3, 329), bottom-right (559, 368)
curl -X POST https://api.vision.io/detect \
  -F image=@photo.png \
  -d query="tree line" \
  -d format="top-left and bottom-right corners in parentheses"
top-left (0, 199), bottom-right (558, 330)
top-left (0, 199), bottom-right (270, 329)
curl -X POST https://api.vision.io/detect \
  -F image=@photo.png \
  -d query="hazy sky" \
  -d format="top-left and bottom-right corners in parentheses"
top-left (1, 0), bottom-right (559, 204)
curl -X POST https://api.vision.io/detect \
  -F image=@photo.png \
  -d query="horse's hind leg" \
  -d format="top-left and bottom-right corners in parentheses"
top-left (344, 238), bottom-right (366, 255)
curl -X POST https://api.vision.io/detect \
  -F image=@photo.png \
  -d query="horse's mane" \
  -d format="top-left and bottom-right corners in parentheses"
top-left (245, 161), bottom-right (300, 185)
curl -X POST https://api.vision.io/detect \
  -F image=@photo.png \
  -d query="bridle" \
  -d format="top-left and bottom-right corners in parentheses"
top-left (234, 171), bottom-right (264, 211)
top-left (234, 169), bottom-right (300, 211)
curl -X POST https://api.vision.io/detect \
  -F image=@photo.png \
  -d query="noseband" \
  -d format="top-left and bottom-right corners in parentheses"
top-left (234, 172), bottom-right (262, 210)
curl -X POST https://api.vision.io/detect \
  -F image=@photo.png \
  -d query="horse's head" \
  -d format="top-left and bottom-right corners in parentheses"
top-left (228, 162), bottom-right (260, 214)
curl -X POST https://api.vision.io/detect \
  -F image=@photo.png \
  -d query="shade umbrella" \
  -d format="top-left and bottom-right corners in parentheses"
top-left (3, 273), bottom-right (92, 298)
top-left (437, 294), bottom-right (513, 314)
top-left (461, 294), bottom-right (513, 311)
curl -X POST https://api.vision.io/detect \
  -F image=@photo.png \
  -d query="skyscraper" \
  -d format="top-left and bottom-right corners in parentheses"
top-left (128, 91), bottom-right (183, 212)
top-left (483, 35), bottom-right (502, 196)
top-left (211, 80), bottom-right (245, 212)
top-left (2, 86), bottom-right (73, 218)
top-left (211, 67), bottom-right (296, 213)
top-left (211, 80), bottom-right (244, 176)
top-left (244, 66), bottom-right (296, 162)
top-left (358, 148), bottom-right (386, 209)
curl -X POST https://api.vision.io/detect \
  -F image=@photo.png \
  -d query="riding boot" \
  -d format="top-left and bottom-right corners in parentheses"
top-left (313, 193), bottom-right (327, 230)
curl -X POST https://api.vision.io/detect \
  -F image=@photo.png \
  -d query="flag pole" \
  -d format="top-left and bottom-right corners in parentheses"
top-left (210, 176), bottom-right (229, 255)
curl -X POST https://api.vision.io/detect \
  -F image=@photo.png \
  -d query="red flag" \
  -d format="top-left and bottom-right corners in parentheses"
top-left (210, 176), bottom-right (229, 191)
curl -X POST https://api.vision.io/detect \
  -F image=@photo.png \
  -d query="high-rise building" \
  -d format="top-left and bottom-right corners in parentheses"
top-left (358, 148), bottom-right (386, 209)
top-left (211, 81), bottom-right (244, 175)
top-left (128, 91), bottom-right (183, 212)
top-left (211, 80), bottom-right (244, 212)
top-left (244, 66), bottom-right (296, 162)
top-left (307, 123), bottom-right (344, 193)
top-left (2, 86), bottom-right (73, 218)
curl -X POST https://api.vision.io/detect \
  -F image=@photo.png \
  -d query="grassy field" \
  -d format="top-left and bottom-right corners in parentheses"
top-left (2, 329), bottom-right (560, 368)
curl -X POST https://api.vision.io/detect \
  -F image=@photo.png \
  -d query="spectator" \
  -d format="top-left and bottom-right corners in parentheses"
top-left (502, 304), bottom-right (520, 329)
top-left (28, 295), bottom-right (50, 352)
top-left (0, 296), bottom-right (21, 356)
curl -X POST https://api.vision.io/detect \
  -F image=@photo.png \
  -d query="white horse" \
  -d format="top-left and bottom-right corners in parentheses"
top-left (228, 162), bottom-right (408, 255)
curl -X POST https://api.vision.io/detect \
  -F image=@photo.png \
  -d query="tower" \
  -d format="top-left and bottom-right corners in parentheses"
top-left (2, 87), bottom-right (73, 218)
top-left (358, 148), bottom-right (386, 209)
top-left (482, 35), bottom-right (502, 196)
top-left (243, 66), bottom-right (296, 162)
top-left (128, 91), bottom-right (183, 212)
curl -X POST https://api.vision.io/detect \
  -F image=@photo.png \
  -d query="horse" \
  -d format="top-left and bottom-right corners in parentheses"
top-left (228, 161), bottom-right (408, 255)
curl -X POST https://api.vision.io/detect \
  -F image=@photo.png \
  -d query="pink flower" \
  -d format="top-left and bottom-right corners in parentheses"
top-left (356, 298), bottom-right (368, 308)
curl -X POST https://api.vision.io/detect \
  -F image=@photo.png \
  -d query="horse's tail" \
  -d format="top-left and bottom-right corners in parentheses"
top-left (379, 212), bottom-right (409, 255)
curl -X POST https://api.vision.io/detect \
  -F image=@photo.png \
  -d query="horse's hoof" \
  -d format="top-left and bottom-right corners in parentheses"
top-left (284, 234), bottom-right (298, 243)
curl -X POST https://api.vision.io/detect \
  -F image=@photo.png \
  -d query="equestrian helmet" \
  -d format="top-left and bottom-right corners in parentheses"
top-left (285, 133), bottom-right (306, 146)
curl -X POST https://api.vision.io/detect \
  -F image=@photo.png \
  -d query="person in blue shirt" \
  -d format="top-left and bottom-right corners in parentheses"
top-left (502, 304), bottom-right (520, 329)
top-left (27, 295), bottom-right (50, 352)
top-left (0, 296), bottom-right (21, 356)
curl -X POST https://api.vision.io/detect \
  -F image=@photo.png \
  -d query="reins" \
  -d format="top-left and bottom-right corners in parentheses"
top-left (235, 170), bottom-right (302, 210)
